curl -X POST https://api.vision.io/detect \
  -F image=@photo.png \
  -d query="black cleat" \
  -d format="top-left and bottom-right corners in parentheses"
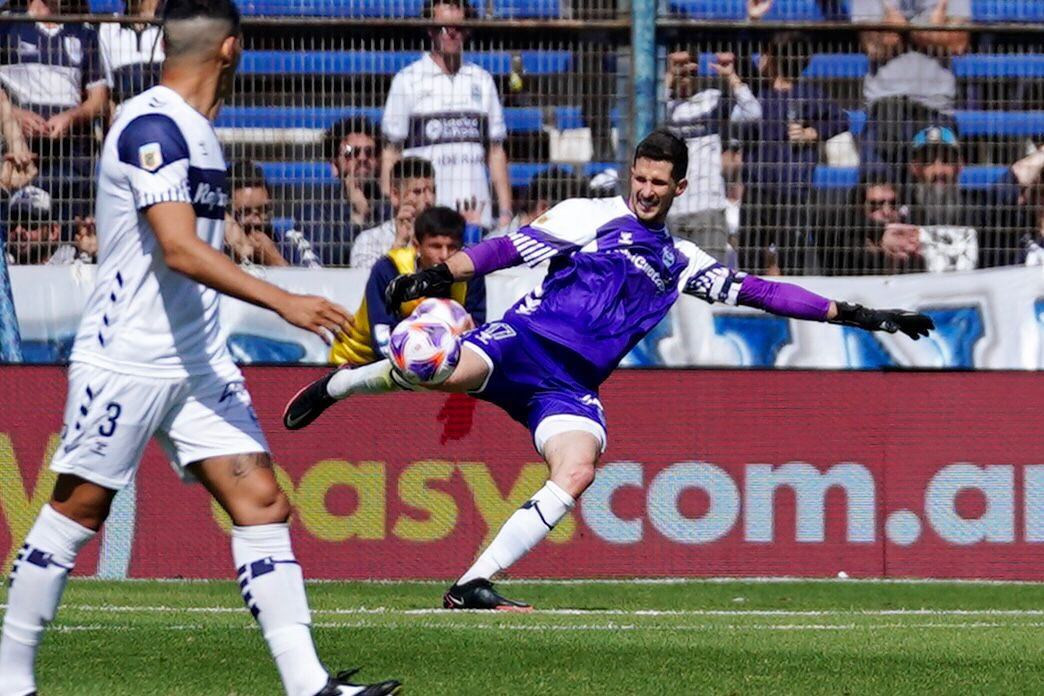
top-left (443, 578), bottom-right (532, 612)
top-left (283, 368), bottom-right (342, 430)
top-left (314, 667), bottom-right (401, 696)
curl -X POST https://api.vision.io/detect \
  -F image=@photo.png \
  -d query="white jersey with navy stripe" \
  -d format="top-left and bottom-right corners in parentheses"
top-left (70, 84), bottom-right (239, 381)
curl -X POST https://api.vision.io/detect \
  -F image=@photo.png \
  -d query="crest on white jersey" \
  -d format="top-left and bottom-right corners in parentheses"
top-left (63, 36), bottom-right (82, 65)
top-left (138, 142), bottom-right (163, 172)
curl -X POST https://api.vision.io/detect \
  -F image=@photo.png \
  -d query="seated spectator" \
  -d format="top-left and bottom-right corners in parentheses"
top-left (351, 156), bottom-right (435, 270)
top-left (903, 126), bottom-right (979, 271)
top-left (492, 167), bottom-right (587, 237)
top-left (226, 160), bottom-right (319, 268)
top-left (664, 49), bottom-right (761, 261)
top-left (4, 185), bottom-right (82, 265)
top-left (743, 32), bottom-right (846, 275)
top-left (819, 170), bottom-right (925, 274)
top-left (295, 116), bottom-right (390, 266)
top-left (330, 206), bottom-right (486, 367)
top-left (0, 0), bottom-right (108, 221)
top-left (1006, 145), bottom-right (1044, 266)
top-left (99, 0), bottom-right (163, 114)
top-left (851, 0), bottom-right (970, 173)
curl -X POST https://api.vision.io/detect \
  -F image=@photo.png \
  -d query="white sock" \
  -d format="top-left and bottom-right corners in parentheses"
top-left (0, 505), bottom-right (95, 696)
top-left (232, 524), bottom-right (332, 696)
top-left (326, 360), bottom-right (405, 399)
top-left (457, 481), bottom-right (574, 585)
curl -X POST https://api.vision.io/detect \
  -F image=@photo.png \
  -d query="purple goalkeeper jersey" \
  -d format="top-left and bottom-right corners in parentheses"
top-left (501, 196), bottom-right (742, 383)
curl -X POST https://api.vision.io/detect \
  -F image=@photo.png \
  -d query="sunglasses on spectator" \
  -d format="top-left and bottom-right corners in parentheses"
top-left (234, 204), bottom-right (272, 218)
top-left (9, 214), bottom-right (52, 228)
top-left (866, 198), bottom-right (896, 211)
top-left (340, 145), bottom-right (376, 159)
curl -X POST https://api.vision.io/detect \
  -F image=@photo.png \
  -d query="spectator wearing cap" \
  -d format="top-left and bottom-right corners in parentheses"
top-left (351, 156), bottom-right (437, 270)
top-left (887, 126), bottom-right (980, 271)
top-left (491, 167), bottom-right (587, 238)
top-left (663, 49), bottom-right (761, 261)
top-left (742, 32), bottom-right (847, 275)
top-left (851, 0), bottom-right (970, 171)
top-left (98, 0), bottom-right (164, 114)
top-left (4, 185), bottom-right (79, 265)
top-left (295, 116), bottom-right (391, 266)
top-left (0, 0), bottom-right (108, 220)
top-left (380, 0), bottom-right (512, 230)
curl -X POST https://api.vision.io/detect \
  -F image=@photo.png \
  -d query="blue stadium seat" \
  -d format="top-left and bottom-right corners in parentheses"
top-left (239, 50), bottom-right (572, 76)
top-left (89, 0), bottom-right (123, 12)
top-left (846, 109), bottom-right (1044, 138)
top-left (953, 55), bottom-right (1044, 78)
top-left (553, 107), bottom-right (621, 130)
top-left (670, 0), bottom-right (824, 20)
top-left (237, 0), bottom-right (424, 17)
top-left (491, 0), bottom-right (560, 18)
top-left (972, 0), bottom-right (1044, 22)
top-left (812, 165), bottom-right (1009, 190)
top-left (217, 106), bottom-right (545, 133)
top-left (260, 161), bottom-right (614, 187)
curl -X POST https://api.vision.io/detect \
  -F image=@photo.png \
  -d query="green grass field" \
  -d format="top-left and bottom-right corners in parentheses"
top-left (12, 579), bottom-right (1044, 694)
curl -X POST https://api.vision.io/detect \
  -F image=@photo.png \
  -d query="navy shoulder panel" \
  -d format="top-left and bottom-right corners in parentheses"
top-left (116, 113), bottom-right (190, 172)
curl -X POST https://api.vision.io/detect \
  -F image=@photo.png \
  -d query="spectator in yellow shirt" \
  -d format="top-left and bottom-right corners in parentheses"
top-left (330, 206), bottom-right (486, 366)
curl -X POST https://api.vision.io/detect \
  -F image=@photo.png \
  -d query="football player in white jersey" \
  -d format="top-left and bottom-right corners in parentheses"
top-left (0, 2), bottom-right (399, 695)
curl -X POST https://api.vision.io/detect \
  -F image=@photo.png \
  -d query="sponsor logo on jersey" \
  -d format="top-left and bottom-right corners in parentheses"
top-left (613, 248), bottom-right (668, 293)
top-left (138, 142), bottom-right (163, 172)
top-left (408, 112), bottom-right (488, 147)
top-left (193, 181), bottom-right (229, 210)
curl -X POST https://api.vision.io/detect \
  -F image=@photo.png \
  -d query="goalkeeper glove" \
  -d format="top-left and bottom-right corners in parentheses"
top-left (384, 263), bottom-right (454, 312)
top-left (830, 302), bottom-right (934, 340)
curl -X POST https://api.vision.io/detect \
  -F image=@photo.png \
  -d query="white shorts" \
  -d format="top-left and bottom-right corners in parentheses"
top-left (50, 362), bottom-right (269, 489)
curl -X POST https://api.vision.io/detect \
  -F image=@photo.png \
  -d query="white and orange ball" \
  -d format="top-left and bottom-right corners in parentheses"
top-left (408, 298), bottom-right (474, 336)
top-left (389, 315), bottom-right (461, 385)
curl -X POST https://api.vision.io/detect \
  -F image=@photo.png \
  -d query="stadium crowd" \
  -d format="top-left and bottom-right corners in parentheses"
top-left (1, 0), bottom-right (1043, 274)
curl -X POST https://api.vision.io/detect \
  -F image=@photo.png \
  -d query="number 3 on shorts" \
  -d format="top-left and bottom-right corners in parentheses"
top-left (99, 402), bottom-right (122, 437)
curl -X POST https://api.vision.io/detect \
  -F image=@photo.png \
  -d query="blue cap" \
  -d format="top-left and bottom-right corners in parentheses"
top-left (912, 126), bottom-right (960, 151)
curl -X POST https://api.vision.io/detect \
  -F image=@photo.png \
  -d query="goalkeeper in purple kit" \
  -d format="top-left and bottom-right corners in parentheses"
top-left (284, 130), bottom-right (933, 610)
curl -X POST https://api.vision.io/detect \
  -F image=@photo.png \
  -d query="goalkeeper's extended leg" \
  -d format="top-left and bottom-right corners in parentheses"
top-left (283, 351), bottom-right (489, 431)
top-left (445, 430), bottom-right (600, 611)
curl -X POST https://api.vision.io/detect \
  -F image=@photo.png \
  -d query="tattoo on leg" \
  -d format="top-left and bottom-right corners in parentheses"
top-left (231, 454), bottom-right (273, 479)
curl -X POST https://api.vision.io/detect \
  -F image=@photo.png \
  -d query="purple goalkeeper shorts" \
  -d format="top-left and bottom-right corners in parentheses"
top-left (461, 320), bottom-right (607, 455)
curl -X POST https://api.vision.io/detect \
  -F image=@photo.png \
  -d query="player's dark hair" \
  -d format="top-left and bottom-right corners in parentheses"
top-left (323, 115), bottom-right (379, 163)
top-left (229, 159), bottom-right (267, 191)
top-left (414, 206), bottom-right (465, 244)
top-left (162, 0), bottom-right (240, 29)
top-left (422, 0), bottom-right (475, 19)
top-left (634, 129), bottom-right (689, 183)
top-left (392, 156), bottom-right (435, 185)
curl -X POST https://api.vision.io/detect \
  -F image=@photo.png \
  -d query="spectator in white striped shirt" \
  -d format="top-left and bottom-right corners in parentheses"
top-left (350, 156), bottom-right (435, 270)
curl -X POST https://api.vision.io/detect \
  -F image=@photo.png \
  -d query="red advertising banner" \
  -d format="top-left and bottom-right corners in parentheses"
top-left (0, 366), bottom-right (1041, 580)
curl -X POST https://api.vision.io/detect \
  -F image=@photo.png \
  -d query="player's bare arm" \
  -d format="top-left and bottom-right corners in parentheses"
top-left (146, 201), bottom-right (353, 343)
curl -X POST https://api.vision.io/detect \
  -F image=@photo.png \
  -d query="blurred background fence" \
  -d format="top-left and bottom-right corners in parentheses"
top-left (2, 0), bottom-right (1044, 276)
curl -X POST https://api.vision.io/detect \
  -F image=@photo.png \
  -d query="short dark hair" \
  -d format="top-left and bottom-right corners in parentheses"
top-left (634, 129), bottom-right (689, 183)
top-left (392, 156), bottom-right (435, 185)
top-left (229, 159), bottom-right (267, 191)
top-left (414, 206), bottom-right (465, 244)
top-left (422, 0), bottom-right (475, 19)
top-left (323, 115), bottom-right (379, 163)
top-left (162, 0), bottom-right (241, 32)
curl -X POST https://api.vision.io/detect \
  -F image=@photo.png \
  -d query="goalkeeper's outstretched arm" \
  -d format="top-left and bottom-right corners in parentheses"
top-left (385, 236), bottom-right (523, 310)
top-left (685, 268), bottom-right (934, 340)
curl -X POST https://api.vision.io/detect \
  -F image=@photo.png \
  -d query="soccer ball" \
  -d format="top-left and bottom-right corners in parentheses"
top-left (409, 298), bottom-right (474, 336)
top-left (389, 315), bottom-right (462, 385)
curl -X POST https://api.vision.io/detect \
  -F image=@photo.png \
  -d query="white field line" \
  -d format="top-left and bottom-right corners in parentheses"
top-left (47, 620), bottom-right (1044, 634)
top-left (19, 604), bottom-right (1044, 618)
top-left (69, 577), bottom-right (1044, 586)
